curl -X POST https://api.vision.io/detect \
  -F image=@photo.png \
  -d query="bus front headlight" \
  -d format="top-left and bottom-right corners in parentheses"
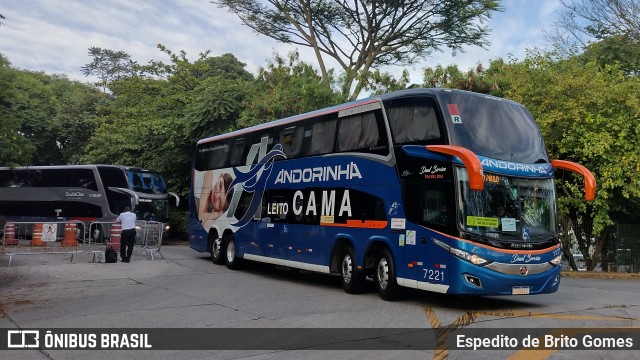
top-left (433, 239), bottom-right (489, 266)
top-left (549, 255), bottom-right (562, 267)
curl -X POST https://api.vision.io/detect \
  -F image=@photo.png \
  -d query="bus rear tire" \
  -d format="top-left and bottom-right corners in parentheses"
top-left (225, 234), bottom-right (242, 270)
top-left (210, 235), bottom-right (225, 265)
top-left (375, 248), bottom-right (403, 301)
top-left (340, 246), bottom-right (365, 294)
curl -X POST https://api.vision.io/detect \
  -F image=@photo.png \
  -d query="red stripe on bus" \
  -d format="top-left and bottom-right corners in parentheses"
top-left (320, 220), bottom-right (388, 229)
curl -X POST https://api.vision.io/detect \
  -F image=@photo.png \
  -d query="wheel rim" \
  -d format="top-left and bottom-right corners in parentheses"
top-left (226, 240), bottom-right (235, 263)
top-left (212, 238), bottom-right (221, 258)
top-left (376, 257), bottom-right (389, 290)
top-left (341, 253), bottom-right (353, 284)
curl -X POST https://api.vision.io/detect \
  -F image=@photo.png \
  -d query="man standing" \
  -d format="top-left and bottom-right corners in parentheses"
top-left (116, 206), bottom-right (136, 263)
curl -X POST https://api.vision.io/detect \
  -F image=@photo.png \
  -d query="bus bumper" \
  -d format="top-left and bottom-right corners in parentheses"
top-left (446, 258), bottom-right (562, 295)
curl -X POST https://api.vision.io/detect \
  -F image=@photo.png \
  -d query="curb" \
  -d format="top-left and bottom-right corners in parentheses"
top-left (561, 271), bottom-right (640, 280)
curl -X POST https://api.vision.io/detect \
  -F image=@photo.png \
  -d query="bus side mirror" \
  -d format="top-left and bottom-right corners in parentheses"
top-left (426, 145), bottom-right (484, 191)
top-left (551, 160), bottom-right (596, 201)
top-left (169, 192), bottom-right (180, 207)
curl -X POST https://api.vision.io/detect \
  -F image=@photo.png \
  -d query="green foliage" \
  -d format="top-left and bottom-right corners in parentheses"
top-left (81, 48), bottom-right (256, 198)
top-left (81, 47), bottom-right (136, 92)
top-left (579, 35), bottom-right (640, 76)
top-left (0, 55), bottom-right (36, 166)
top-left (194, 53), bottom-right (254, 82)
top-left (185, 76), bottom-right (251, 140)
top-left (1, 54), bottom-right (107, 167)
top-left (421, 63), bottom-right (498, 93)
top-left (360, 69), bottom-right (411, 96)
top-left (50, 78), bottom-right (107, 164)
top-left (238, 51), bottom-right (344, 128)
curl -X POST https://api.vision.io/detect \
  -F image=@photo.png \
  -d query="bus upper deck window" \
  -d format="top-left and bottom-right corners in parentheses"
top-left (307, 119), bottom-right (336, 155)
top-left (279, 126), bottom-right (304, 158)
top-left (230, 139), bottom-right (245, 166)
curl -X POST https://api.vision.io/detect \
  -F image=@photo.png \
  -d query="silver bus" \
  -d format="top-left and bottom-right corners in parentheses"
top-left (0, 165), bottom-right (179, 235)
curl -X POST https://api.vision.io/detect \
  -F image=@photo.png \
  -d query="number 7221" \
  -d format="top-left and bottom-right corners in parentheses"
top-left (423, 269), bottom-right (445, 282)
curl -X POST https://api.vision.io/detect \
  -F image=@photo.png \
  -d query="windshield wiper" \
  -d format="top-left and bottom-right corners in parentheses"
top-left (485, 229), bottom-right (515, 236)
top-left (471, 231), bottom-right (503, 245)
top-left (529, 233), bottom-right (559, 242)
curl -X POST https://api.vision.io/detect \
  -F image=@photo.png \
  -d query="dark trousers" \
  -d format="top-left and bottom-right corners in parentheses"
top-left (120, 228), bottom-right (136, 262)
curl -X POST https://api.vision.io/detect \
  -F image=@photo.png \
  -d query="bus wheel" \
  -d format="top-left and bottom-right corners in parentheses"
top-left (375, 248), bottom-right (403, 301)
top-left (210, 235), bottom-right (225, 265)
top-left (225, 234), bottom-right (242, 270)
top-left (340, 247), bottom-right (365, 294)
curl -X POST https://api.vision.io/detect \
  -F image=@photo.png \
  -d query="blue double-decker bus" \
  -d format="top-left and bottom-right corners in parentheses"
top-left (188, 88), bottom-right (595, 300)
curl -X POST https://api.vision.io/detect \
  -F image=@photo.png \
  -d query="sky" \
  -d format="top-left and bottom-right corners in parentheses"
top-left (0, 0), bottom-right (563, 87)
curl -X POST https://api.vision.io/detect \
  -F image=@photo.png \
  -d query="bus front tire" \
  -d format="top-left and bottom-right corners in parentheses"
top-left (340, 247), bottom-right (365, 294)
top-left (225, 235), bottom-right (242, 270)
top-left (210, 236), bottom-right (225, 265)
top-left (375, 248), bottom-right (403, 301)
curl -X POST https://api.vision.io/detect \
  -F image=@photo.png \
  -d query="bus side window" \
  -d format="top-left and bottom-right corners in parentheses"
top-left (279, 126), bottom-right (304, 159)
top-left (337, 111), bottom-right (386, 152)
top-left (195, 142), bottom-right (230, 171)
top-left (305, 118), bottom-right (337, 156)
top-left (210, 143), bottom-right (230, 169)
top-left (424, 187), bottom-right (448, 227)
top-left (75, 169), bottom-right (98, 191)
top-left (386, 98), bottom-right (442, 145)
top-left (229, 138), bottom-right (246, 166)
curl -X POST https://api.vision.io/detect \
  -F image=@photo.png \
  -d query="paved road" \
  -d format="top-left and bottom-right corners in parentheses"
top-left (1, 243), bottom-right (638, 359)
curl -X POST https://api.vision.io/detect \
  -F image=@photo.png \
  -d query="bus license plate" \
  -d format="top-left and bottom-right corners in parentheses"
top-left (512, 286), bottom-right (530, 295)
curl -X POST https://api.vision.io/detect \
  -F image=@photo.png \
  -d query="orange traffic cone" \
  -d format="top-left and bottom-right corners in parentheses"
top-left (107, 222), bottom-right (122, 251)
top-left (3, 222), bottom-right (18, 246)
top-left (31, 223), bottom-right (46, 246)
top-left (61, 223), bottom-right (78, 247)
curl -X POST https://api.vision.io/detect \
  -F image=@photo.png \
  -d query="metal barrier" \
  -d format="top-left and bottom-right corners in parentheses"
top-left (1, 221), bottom-right (85, 266)
top-left (85, 220), bottom-right (164, 262)
top-left (136, 221), bottom-right (164, 260)
top-left (86, 221), bottom-right (122, 262)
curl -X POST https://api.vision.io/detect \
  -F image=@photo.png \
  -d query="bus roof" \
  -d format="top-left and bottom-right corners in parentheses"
top-left (196, 88), bottom-right (514, 145)
top-left (0, 164), bottom-right (154, 173)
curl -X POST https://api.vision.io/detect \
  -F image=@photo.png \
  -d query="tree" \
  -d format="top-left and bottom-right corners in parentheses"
top-left (361, 68), bottom-right (410, 96)
top-left (546, 0), bottom-right (640, 55)
top-left (579, 35), bottom-right (640, 75)
top-left (50, 79), bottom-right (108, 164)
top-left (194, 53), bottom-right (255, 82)
top-left (421, 62), bottom-right (498, 93)
top-left (81, 47), bottom-right (137, 93)
top-left (214, 0), bottom-right (501, 100)
top-left (185, 77), bottom-right (251, 140)
top-left (8, 71), bottom-right (62, 165)
top-left (82, 47), bottom-right (256, 197)
top-left (238, 51), bottom-right (344, 128)
top-left (0, 54), bottom-right (36, 166)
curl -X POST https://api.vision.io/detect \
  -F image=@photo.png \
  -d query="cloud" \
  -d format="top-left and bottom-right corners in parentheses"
top-left (1, 0), bottom-right (559, 88)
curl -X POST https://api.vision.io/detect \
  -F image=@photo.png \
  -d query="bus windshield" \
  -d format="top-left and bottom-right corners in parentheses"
top-left (456, 167), bottom-right (557, 241)
top-left (439, 91), bottom-right (549, 164)
top-left (126, 170), bottom-right (167, 194)
top-left (135, 199), bottom-right (170, 222)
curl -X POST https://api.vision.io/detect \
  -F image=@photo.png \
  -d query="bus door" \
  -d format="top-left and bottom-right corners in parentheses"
top-left (404, 181), bottom-right (452, 291)
top-left (258, 191), bottom-right (287, 260)
top-left (286, 188), bottom-right (320, 266)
